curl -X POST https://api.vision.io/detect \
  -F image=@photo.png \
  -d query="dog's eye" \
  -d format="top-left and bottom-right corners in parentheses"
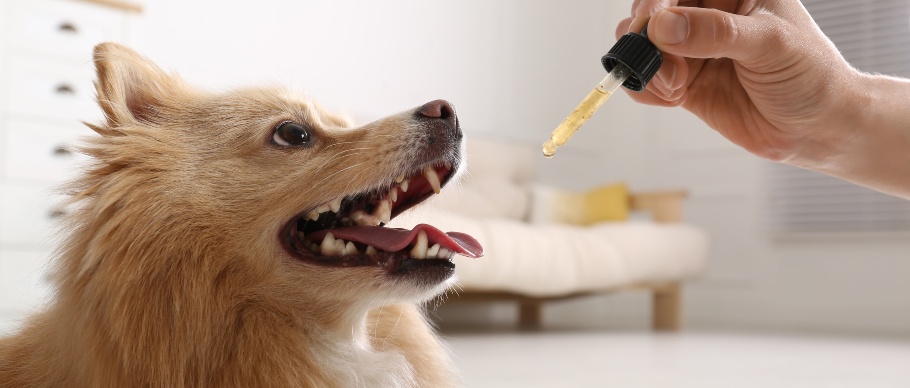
top-left (273, 121), bottom-right (311, 147)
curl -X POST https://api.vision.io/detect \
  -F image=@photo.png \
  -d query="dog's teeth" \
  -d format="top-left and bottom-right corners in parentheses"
top-left (438, 248), bottom-right (451, 259)
top-left (400, 179), bottom-right (409, 193)
top-left (447, 251), bottom-right (455, 259)
top-left (396, 175), bottom-right (405, 183)
top-left (410, 230), bottom-right (428, 259)
top-left (343, 241), bottom-right (359, 255)
top-left (351, 210), bottom-right (369, 226)
top-left (310, 243), bottom-right (320, 253)
top-left (351, 210), bottom-right (380, 227)
top-left (334, 239), bottom-right (346, 254)
top-left (444, 161), bottom-right (453, 170)
top-left (376, 199), bottom-right (392, 224)
top-left (424, 167), bottom-right (442, 195)
top-left (329, 197), bottom-right (343, 213)
top-left (308, 211), bottom-right (320, 221)
top-left (390, 187), bottom-right (398, 203)
top-left (427, 243), bottom-right (440, 259)
top-left (320, 233), bottom-right (338, 256)
top-left (366, 245), bottom-right (378, 255)
top-left (316, 204), bottom-right (332, 214)
top-left (297, 231), bottom-right (305, 239)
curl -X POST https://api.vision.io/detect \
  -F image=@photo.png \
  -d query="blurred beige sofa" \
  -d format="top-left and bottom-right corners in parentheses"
top-left (392, 137), bottom-right (708, 330)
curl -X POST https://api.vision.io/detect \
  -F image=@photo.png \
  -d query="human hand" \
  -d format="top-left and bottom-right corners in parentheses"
top-left (617, 0), bottom-right (863, 166)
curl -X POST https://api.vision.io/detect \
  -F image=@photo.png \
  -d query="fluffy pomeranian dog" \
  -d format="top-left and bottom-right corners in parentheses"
top-left (0, 43), bottom-right (482, 387)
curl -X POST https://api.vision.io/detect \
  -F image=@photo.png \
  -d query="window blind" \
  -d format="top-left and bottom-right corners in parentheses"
top-left (768, 0), bottom-right (910, 235)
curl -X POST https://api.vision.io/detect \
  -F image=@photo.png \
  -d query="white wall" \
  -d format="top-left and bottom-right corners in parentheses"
top-left (634, 108), bottom-right (910, 336)
top-left (131, 1), bottom-right (535, 134)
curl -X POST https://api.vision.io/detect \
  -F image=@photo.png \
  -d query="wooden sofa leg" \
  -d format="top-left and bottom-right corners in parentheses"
top-left (652, 283), bottom-right (682, 331)
top-left (518, 301), bottom-right (543, 329)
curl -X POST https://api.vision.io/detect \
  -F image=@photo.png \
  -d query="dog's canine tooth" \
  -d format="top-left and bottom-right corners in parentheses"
top-left (320, 233), bottom-right (337, 256)
top-left (390, 187), bottom-right (398, 203)
top-left (426, 243), bottom-right (440, 259)
top-left (329, 197), bottom-right (342, 213)
top-left (376, 199), bottom-right (392, 225)
top-left (424, 167), bottom-right (441, 195)
top-left (410, 230), bottom-right (428, 259)
top-left (343, 241), bottom-right (358, 255)
top-left (366, 245), bottom-right (378, 255)
top-left (396, 174), bottom-right (405, 183)
top-left (400, 179), bottom-right (409, 193)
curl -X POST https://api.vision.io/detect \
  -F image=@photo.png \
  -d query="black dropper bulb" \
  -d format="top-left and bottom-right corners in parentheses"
top-left (602, 26), bottom-right (663, 91)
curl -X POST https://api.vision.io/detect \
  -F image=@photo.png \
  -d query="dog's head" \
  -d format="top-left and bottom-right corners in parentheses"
top-left (67, 43), bottom-right (481, 326)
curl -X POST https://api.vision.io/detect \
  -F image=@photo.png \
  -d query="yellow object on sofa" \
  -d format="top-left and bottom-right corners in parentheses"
top-left (531, 182), bottom-right (630, 225)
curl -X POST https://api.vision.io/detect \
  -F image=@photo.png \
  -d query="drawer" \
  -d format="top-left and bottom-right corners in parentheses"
top-left (5, 0), bottom-right (126, 61)
top-left (0, 183), bottom-right (67, 247)
top-left (2, 118), bottom-right (91, 185)
top-left (0, 249), bottom-right (55, 314)
top-left (5, 55), bottom-right (101, 122)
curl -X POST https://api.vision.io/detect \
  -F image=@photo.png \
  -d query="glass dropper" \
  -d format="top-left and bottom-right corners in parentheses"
top-left (542, 63), bottom-right (632, 158)
top-left (542, 26), bottom-right (663, 158)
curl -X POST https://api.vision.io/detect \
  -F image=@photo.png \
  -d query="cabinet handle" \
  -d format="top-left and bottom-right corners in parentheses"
top-left (56, 84), bottom-right (75, 95)
top-left (53, 145), bottom-right (73, 156)
top-left (58, 22), bottom-right (78, 34)
top-left (48, 209), bottom-right (67, 219)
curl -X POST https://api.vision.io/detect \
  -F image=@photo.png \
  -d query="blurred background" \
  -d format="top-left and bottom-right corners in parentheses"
top-left (1, 0), bottom-right (909, 386)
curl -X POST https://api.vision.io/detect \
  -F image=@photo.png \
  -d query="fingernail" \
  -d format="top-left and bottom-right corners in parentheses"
top-left (657, 64), bottom-right (677, 89)
top-left (653, 10), bottom-right (688, 45)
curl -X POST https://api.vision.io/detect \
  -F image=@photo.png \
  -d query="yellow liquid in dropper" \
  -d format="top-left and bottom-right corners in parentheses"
top-left (542, 63), bottom-right (632, 158)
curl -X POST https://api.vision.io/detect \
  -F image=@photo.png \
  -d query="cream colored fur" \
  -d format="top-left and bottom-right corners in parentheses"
top-left (0, 43), bottom-right (459, 387)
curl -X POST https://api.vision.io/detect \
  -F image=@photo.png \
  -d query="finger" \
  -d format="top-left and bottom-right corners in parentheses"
top-left (646, 76), bottom-right (687, 102)
top-left (616, 18), bottom-right (633, 41)
top-left (630, 0), bottom-right (676, 33)
top-left (619, 16), bottom-right (688, 92)
top-left (647, 7), bottom-right (781, 64)
top-left (654, 52), bottom-right (688, 90)
top-left (624, 87), bottom-right (686, 108)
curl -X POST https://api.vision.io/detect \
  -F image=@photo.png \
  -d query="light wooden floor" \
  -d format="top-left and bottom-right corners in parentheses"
top-left (443, 330), bottom-right (910, 388)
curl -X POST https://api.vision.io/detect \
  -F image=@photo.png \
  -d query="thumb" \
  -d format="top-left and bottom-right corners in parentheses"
top-left (647, 7), bottom-right (776, 64)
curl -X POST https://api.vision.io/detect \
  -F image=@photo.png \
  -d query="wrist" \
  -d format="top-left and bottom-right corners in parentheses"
top-left (807, 71), bottom-right (910, 198)
top-left (786, 68), bottom-right (865, 171)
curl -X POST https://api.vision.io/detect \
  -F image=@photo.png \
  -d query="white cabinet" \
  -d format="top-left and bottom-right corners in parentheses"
top-left (0, 0), bottom-right (140, 331)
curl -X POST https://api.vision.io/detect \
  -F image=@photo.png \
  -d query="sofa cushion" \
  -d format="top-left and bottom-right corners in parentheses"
top-left (530, 182), bottom-right (630, 225)
top-left (391, 210), bottom-right (708, 297)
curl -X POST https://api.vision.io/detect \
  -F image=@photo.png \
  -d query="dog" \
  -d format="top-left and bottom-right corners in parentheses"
top-left (0, 43), bottom-right (482, 387)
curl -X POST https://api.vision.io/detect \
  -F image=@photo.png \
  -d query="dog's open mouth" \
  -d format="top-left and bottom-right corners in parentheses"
top-left (282, 160), bottom-right (483, 274)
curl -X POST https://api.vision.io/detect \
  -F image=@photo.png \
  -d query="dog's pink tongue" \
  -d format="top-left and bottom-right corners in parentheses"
top-left (308, 224), bottom-right (483, 258)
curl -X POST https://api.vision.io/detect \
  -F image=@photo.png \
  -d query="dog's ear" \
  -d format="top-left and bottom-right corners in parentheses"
top-left (93, 42), bottom-right (177, 127)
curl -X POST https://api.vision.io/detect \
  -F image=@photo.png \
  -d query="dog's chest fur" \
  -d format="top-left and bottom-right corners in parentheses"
top-left (321, 341), bottom-right (415, 387)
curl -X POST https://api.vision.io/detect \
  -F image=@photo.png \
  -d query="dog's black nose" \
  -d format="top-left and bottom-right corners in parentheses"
top-left (416, 99), bottom-right (458, 132)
